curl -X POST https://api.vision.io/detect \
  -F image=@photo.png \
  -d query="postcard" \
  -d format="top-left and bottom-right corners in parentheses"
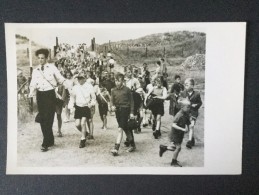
top-left (5, 23), bottom-right (246, 174)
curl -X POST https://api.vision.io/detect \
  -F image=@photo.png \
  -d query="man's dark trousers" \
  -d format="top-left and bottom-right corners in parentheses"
top-left (36, 89), bottom-right (56, 147)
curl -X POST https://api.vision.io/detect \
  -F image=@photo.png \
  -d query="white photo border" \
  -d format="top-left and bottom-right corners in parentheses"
top-left (5, 23), bottom-right (246, 175)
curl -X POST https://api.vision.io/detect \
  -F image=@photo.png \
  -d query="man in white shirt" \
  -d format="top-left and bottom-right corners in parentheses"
top-left (29, 48), bottom-right (69, 152)
top-left (69, 73), bottom-right (96, 148)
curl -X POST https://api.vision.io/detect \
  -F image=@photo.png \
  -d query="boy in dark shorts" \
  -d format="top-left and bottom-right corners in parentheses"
top-left (69, 73), bottom-right (96, 148)
top-left (97, 86), bottom-right (110, 130)
top-left (159, 99), bottom-right (191, 167)
top-left (110, 73), bottom-right (135, 156)
top-left (180, 78), bottom-right (202, 149)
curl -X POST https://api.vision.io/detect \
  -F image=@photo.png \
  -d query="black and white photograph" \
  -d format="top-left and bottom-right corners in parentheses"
top-left (5, 23), bottom-right (245, 174)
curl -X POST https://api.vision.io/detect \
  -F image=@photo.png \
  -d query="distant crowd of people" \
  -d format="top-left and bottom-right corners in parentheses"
top-left (26, 44), bottom-right (202, 167)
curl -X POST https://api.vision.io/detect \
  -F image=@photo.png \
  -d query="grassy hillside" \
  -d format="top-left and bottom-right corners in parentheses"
top-left (97, 31), bottom-right (206, 66)
top-left (97, 31), bottom-right (206, 85)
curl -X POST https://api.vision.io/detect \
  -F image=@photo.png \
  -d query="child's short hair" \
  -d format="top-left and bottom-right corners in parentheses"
top-left (185, 78), bottom-right (195, 86)
top-left (179, 98), bottom-right (191, 108)
top-left (154, 77), bottom-right (162, 84)
top-left (175, 75), bottom-right (181, 80)
top-left (115, 73), bottom-right (124, 81)
top-left (35, 48), bottom-right (49, 58)
top-left (156, 61), bottom-right (161, 66)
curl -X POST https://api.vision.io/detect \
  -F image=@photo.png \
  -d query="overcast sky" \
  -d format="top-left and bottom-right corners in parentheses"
top-left (15, 23), bottom-right (206, 48)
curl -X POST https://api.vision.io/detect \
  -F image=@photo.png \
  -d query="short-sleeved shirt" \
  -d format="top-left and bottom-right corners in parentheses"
top-left (125, 77), bottom-right (140, 91)
top-left (30, 63), bottom-right (66, 92)
top-left (71, 82), bottom-right (96, 107)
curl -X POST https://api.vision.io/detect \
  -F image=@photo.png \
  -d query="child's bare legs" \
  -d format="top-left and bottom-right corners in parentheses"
top-left (142, 108), bottom-right (147, 125)
top-left (167, 142), bottom-right (176, 150)
top-left (138, 109), bottom-right (143, 131)
top-left (75, 119), bottom-right (82, 132)
top-left (88, 118), bottom-right (94, 139)
top-left (152, 114), bottom-right (157, 131)
top-left (57, 114), bottom-right (62, 137)
top-left (111, 128), bottom-right (123, 155)
top-left (64, 105), bottom-right (70, 122)
top-left (155, 114), bottom-right (162, 137)
top-left (186, 120), bottom-right (195, 148)
top-left (171, 144), bottom-right (182, 167)
top-left (103, 115), bottom-right (107, 130)
top-left (149, 112), bottom-right (152, 125)
top-left (156, 114), bottom-right (161, 131)
top-left (172, 144), bottom-right (181, 160)
top-left (80, 117), bottom-right (87, 140)
top-left (116, 128), bottom-right (123, 144)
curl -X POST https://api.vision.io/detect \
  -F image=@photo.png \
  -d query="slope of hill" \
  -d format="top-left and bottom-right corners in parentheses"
top-left (16, 34), bottom-right (50, 77)
top-left (97, 31), bottom-right (206, 65)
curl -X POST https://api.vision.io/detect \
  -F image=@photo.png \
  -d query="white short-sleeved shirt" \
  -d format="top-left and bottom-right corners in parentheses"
top-left (30, 63), bottom-right (65, 92)
top-left (125, 77), bottom-right (140, 90)
top-left (71, 82), bottom-right (96, 107)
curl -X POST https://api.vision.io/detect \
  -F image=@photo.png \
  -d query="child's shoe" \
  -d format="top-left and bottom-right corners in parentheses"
top-left (126, 146), bottom-right (136, 152)
top-left (186, 140), bottom-right (192, 149)
top-left (110, 148), bottom-right (118, 156)
top-left (138, 127), bottom-right (141, 133)
top-left (159, 145), bottom-right (167, 157)
top-left (79, 139), bottom-right (86, 148)
top-left (157, 130), bottom-right (161, 137)
top-left (142, 123), bottom-right (148, 127)
top-left (171, 159), bottom-right (182, 167)
top-left (124, 141), bottom-right (130, 147)
top-left (153, 131), bottom-right (158, 139)
top-left (111, 144), bottom-right (120, 156)
top-left (191, 137), bottom-right (195, 146)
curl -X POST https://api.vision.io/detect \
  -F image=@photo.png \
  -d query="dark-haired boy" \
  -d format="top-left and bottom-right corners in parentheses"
top-left (110, 73), bottom-right (135, 156)
top-left (169, 75), bottom-right (184, 117)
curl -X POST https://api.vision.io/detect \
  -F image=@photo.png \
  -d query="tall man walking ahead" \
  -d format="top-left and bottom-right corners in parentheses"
top-left (29, 48), bottom-right (68, 152)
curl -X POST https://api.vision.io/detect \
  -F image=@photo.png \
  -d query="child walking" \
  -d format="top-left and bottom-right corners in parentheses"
top-left (69, 73), bottom-right (96, 148)
top-left (96, 85), bottom-right (110, 131)
top-left (110, 73), bottom-right (135, 156)
top-left (180, 78), bottom-right (202, 149)
top-left (159, 99), bottom-right (191, 167)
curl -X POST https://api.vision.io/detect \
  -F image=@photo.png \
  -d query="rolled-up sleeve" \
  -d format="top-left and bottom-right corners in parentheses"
top-left (53, 65), bottom-right (66, 85)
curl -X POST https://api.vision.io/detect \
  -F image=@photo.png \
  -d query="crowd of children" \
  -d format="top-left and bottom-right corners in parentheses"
top-left (26, 45), bottom-right (202, 167)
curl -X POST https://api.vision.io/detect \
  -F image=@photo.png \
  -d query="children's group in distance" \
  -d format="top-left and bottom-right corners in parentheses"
top-left (28, 47), bottom-right (202, 167)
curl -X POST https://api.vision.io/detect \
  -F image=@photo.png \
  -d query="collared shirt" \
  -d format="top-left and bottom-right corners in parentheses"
top-left (71, 82), bottom-right (96, 107)
top-left (30, 63), bottom-right (66, 92)
top-left (110, 85), bottom-right (134, 113)
top-left (125, 77), bottom-right (140, 91)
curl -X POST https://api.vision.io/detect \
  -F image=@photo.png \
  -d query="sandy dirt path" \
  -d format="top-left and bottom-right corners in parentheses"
top-left (17, 99), bottom-right (204, 168)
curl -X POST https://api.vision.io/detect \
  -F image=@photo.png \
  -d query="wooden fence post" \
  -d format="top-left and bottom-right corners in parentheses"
top-left (105, 46), bottom-right (107, 54)
top-left (27, 48), bottom-right (29, 58)
top-left (145, 46), bottom-right (148, 58)
top-left (49, 49), bottom-right (51, 60)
